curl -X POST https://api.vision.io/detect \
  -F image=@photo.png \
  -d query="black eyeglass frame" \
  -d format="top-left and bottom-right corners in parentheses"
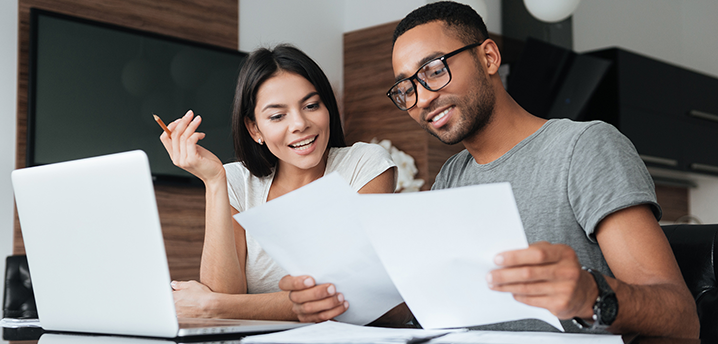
top-left (387, 40), bottom-right (485, 111)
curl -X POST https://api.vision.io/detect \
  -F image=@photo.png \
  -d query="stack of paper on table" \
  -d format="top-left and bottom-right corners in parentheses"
top-left (240, 321), bottom-right (623, 344)
top-left (233, 172), bottom-right (561, 330)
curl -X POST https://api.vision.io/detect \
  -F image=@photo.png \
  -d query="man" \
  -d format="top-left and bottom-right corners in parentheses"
top-left (279, 1), bottom-right (698, 337)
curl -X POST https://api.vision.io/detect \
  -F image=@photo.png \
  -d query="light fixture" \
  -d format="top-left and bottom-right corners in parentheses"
top-left (523, 0), bottom-right (581, 23)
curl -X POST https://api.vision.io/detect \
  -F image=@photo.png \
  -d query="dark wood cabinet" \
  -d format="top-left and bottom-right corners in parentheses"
top-left (585, 48), bottom-right (718, 176)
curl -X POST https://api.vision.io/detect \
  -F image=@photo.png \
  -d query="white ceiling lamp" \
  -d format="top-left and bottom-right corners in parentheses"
top-left (523, 0), bottom-right (581, 23)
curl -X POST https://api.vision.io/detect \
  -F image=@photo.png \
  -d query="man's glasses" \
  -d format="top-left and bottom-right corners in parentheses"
top-left (387, 41), bottom-right (484, 111)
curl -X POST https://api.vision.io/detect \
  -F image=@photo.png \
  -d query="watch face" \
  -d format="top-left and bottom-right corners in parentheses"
top-left (599, 293), bottom-right (619, 325)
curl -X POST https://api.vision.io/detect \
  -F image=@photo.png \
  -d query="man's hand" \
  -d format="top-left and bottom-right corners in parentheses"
top-left (278, 275), bottom-right (348, 322)
top-left (486, 241), bottom-right (598, 320)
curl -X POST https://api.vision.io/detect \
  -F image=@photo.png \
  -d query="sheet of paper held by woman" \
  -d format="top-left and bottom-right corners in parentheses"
top-left (233, 173), bottom-right (404, 325)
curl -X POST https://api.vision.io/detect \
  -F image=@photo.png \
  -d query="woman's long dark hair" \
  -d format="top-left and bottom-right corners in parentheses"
top-left (232, 44), bottom-right (346, 177)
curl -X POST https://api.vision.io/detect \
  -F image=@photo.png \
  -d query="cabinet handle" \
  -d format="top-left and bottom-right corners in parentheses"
top-left (640, 154), bottom-right (678, 167)
top-left (690, 163), bottom-right (718, 174)
top-left (689, 110), bottom-right (718, 123)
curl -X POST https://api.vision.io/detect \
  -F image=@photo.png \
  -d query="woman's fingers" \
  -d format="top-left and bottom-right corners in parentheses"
top-left (172, 110), bottom-right (195, 161)
top-left (295, 300), bottom-right (349, 323)
top-left (157, 110), bottom-right (223, 182)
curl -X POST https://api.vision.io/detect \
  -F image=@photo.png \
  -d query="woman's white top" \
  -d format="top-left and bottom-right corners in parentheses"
top-left (224, 142), bottom-right (396, 294)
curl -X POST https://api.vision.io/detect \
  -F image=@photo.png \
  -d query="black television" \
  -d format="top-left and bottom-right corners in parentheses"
top-left (27, 9), bottom-right (247, 185)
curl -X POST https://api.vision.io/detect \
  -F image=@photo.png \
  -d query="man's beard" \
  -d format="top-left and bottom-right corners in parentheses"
top-left (422, 71), bottom-right (495, 145)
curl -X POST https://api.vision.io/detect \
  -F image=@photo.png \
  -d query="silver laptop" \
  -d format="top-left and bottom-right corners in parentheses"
top-left (11, 150), bottom-right (306, 338)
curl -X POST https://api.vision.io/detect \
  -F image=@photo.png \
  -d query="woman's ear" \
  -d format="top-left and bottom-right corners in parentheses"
top-left (244, 117), bottom-right (262, 144)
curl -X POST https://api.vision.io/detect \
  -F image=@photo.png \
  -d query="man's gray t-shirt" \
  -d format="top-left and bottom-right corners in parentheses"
top-left (432, 118), bottom-right (661, 332)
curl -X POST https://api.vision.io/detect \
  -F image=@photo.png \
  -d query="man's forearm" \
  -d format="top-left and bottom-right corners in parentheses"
top-left (607, 278), bottom-right (699, 338)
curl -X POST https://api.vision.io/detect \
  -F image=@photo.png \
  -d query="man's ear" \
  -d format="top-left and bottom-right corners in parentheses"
top-left (481, 39), bottom-right (502, 76)
top-left (244, 117), bottom-right (262, 143)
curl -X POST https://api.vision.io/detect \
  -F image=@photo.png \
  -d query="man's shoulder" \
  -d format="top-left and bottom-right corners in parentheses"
top-left (543, 118), bottom-right (617, 139)
top-left (533, 119), bottom-right (625, 155)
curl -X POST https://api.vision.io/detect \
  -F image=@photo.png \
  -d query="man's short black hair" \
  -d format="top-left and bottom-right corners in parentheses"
top-left (393, 1), bottom-right (490, 46)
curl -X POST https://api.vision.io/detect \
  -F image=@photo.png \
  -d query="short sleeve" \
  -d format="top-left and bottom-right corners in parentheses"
top-left (567, 122), bottom-right (661, 239)
top-left (327, 142), bottom-right (397, 192)
top-left (224, 162), bottom-right (249, 213)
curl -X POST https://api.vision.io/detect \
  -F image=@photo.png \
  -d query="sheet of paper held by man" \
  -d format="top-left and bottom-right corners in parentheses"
top-left (232, 172), bottom-right (404, 325)
top-left (357, 182), bottom-right (563, 331)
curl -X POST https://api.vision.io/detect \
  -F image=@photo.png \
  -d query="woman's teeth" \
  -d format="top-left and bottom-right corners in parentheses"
top-left (430, 108), bottom-right (450, 123)
top-left (290, 136), bottom-right (316, 150)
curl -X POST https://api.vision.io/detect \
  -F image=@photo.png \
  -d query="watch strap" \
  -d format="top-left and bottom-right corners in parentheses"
top-left (572, 267), bottom-right (617, 330)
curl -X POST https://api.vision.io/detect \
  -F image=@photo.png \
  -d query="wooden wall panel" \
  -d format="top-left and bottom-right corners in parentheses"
top-left (655, 184), bottom-right (690, 223)
top-left (344, 22), bottom-right (445, 190)
top-left (14, 0), bottom-right (238, 281)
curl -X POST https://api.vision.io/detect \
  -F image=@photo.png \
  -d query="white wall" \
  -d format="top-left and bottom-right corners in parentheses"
top-left (343, 0), bottom-right (427, 35)
top-left (343, 0), bottom-right (502, 34)
top-left (239, 0), bottom-right (345, 95)
top-left (1, 0), bottom-right (18, 282)
top-left (573, 0), bottom-right (718, 78)
top-left (239, 0), bottom-right (502, 102)
top-left (573, 0), bottom-right (718, 223)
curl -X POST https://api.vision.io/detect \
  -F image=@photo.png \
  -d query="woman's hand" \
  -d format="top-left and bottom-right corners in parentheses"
top-left (278, 275), bottom-right (348, 322)
top-left (171, 280), bottom-right (219, 318)
top-left (159, 110), bottom-right (224, 184)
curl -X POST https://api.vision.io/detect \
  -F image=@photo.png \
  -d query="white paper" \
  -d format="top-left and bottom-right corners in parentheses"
top-left (358, 182), bottom-right (563, 330)
top-left (240, 321), bottom-right (462, 344)
top-left (434, 330), bottom-right (623, 344)
top-left (233, 173), bottom-right (404, 325)
top-left (240, 321), bottom-right (622, 344)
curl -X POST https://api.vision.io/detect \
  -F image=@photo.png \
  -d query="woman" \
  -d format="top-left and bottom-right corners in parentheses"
top-left (159, 45), bottom-right (397, 321)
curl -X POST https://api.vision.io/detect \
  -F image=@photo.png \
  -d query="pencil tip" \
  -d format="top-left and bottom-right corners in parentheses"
top-left (153, 114), bottom-right (159, 120)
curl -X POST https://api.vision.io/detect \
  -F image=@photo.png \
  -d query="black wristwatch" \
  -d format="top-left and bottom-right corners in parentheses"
top-left (572, 267), bottom-right (618, 331)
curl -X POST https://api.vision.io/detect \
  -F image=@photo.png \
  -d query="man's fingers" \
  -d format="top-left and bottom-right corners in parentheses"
top-left (489, 261), bottom-right (581, 286)
top-left (490, 278), bottom-right (576, 295)
top-left (510, 294), bottom-right (568, 316)
top-left (279, 275), bottom-right (315, 291)
top-left (495, 242), bottom-right (573, 267)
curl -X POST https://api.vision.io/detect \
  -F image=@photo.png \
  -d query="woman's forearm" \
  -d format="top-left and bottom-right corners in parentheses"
top-left (199, 174), bottom-right (247, 294)
top-left (208, 291), bottom-right (297, 321)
